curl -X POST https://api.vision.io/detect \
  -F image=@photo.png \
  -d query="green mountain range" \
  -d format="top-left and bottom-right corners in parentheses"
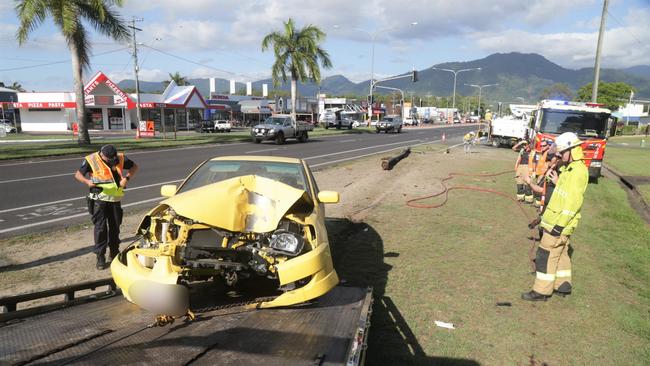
top-left (117, 52), bottom-right (650, 103)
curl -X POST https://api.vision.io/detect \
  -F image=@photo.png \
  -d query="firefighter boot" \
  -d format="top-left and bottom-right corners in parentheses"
top-left (516, 184), bottom-right (525, 201)
top-left (524, 185), bottom-right (534, 204)
top-left (521, 290), bottom-right (550, 301)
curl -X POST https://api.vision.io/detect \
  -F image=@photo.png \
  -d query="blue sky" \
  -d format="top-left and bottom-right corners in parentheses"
top-left (1, 0), bottom-right (648, 91)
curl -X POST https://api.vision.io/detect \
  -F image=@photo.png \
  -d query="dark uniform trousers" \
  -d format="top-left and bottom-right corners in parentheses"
top-left (91, 200), bottom-right (123, 256)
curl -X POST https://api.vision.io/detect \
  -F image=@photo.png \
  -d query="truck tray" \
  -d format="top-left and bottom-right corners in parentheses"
top-left (0, 285), bottom-right (372, 366)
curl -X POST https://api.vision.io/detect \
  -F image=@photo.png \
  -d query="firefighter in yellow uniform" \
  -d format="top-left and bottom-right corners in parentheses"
top-left (531, 139), bottom-right (551, 207)
top-left (512, 140), bottom-right (533, 202)
top-left (522, 132), bottom-right (588, 301)
top-left (74, 145), bottom-right (138, 270)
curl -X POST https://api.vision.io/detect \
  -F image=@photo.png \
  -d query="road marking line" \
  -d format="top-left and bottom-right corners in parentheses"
top-left (0, 172), bottom-right (73, 184)
top-left (339, 139), bottom-right (357, 143)
top-left (0, 179), bottom-right (183, 214)
top-left (311, 139), bottom-right (442, 168)
top-left (0, 142), bottom-right (249, 167)
top-left (305, 139), bottom-right (420, 160)
top-left (0, 197), bottom-right (162, 234)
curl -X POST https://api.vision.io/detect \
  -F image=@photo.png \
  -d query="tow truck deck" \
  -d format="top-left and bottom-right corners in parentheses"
top-left (1, 281), bottom-right (372, 366)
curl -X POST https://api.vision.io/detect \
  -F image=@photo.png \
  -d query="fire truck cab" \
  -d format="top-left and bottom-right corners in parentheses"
top-left (530, 100), bottom-right (612, 179)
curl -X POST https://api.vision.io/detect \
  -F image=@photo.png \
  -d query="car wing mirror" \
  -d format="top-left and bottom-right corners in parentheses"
top-left (317, 191), bottom-right (339, 204)
top-left (160, 184), bottom-right (177, 197)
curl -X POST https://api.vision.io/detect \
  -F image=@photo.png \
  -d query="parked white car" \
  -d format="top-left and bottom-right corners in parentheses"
top-left (403, 117), bottom-right (418, 126)
top-left (215, 120), bottom-right (231, 132)
top-left (0, 119), bottom-right (16, 133)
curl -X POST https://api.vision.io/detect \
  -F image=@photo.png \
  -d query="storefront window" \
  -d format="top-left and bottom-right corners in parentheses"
top-left (108, 108), bottom-right (124, 130)
top-left (141, 109), bottom-right (161, 130)
top-left (86, 108), bottom-right (103, 129)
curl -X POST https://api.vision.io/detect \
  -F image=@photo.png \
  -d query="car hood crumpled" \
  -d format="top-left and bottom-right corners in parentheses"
top-left (160, 175), bottom-right (312, 233)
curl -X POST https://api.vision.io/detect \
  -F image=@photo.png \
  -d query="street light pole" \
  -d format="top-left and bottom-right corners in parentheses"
top-left (335, 23), bottom-right (417, 122)
top-left (465, 83), bottom-right (498, 116)
top-left (431, 67), bottom-right (481, 120)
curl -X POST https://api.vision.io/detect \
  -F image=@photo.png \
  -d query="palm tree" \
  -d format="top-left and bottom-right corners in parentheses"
top-left (262, 18), bottom-right (332, 120)
top-left (163, 72), bottom-right (188, 88)
top-left (16, 0), bottom-right (129, 144)
top-left (8, 82), bottom-right (26, 92)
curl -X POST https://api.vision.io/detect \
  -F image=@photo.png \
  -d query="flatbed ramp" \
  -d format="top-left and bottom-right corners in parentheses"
top-left (1, 286), bottom-right (372, 366)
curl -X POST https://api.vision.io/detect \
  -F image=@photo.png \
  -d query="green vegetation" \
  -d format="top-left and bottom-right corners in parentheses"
top-left (575, 81), bottom-right (636, 111)
top-left (637, 185), bottom-right (650, 203)
top-left (0, 127), bottom-right (376, 160)
top-left (261, 18), bottom-right (332, 118)
top-left (605, 143), bottom-right (650, 177)
top-left (16, 0), bottom-right (130, 145)
top-left (329, 153), bottom-right (649, 365)
top-left (540, 83), bottom-right (573, 100)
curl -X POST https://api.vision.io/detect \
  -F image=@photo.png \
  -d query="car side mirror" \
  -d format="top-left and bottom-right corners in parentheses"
top-left (160, 184), bottom-right (177, 197)
top-left (317, 191), bottom-right (339, 204)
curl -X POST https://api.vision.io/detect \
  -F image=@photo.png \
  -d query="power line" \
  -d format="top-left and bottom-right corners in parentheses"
top-left (605, 9), bottom-right (648, 49)
top-left (141, 44), bottom-right (258, 80)
top-left (0, 47), bottom-right (129, 72)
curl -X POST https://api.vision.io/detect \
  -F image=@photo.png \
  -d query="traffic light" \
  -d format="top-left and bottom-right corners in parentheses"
top-left (367, 95), bottom-right (375, 104)
top-left (412, 70), bottom-right (418, 82)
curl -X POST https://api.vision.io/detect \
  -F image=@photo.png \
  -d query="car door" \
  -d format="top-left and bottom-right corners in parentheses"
top-left (283, 118), bottom-right (295, 136)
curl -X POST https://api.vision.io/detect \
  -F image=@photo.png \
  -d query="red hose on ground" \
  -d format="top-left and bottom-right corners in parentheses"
top-left (406, 170), bottom-right (538, 271)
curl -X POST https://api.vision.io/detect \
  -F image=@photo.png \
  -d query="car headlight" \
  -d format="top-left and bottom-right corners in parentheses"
top-left (269, 230), bottom-right (304, 255)
top-left (268, 129), bottom-right (275, 135)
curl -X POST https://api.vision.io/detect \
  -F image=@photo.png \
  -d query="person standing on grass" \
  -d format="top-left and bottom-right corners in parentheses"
top-left (74, 145), bottom-right (138, 270)
top-left (463, 131), bottom-right (475, 153)
top-left (522, 132), bottom-right (588, 301)
top-left (512, 140), bottom-right (533, 202)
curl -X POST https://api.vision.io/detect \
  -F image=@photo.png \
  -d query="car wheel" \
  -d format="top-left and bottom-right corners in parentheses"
top-left (376, 129), bottom-right (380, 133)
top-left (348, 123), bottom-right (352, 130)
top-left (253, 137), bottom-right (262, 143)
top-left (298, 131), bottom-right (308, 142)
top-left (397, 127), bottom-right (402, 133)
top-left (275, 132), bottom-right (285, 145)
top-left (325, 124), bottom-right (329, 129)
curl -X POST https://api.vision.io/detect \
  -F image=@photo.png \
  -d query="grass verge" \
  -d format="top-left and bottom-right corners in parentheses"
top-left (604, 145), bottom-right (650, 176)
top-left (329, 150), bottom-right (649, 365)
top-left (0, 127), bottom-right (376, 160)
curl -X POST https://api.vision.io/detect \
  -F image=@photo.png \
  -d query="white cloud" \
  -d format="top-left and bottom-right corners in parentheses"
top-left (107, 68), bottom-right (167, 83)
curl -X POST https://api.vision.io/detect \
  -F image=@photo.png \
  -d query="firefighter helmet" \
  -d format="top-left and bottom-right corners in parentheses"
top-left (555, 132), bottom-right (581, 152)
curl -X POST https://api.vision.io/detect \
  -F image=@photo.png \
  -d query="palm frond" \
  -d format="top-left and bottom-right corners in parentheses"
top-left (78, 1), bottom-right (130, 43)
top-left (15, 0), bottom-right (49, 44)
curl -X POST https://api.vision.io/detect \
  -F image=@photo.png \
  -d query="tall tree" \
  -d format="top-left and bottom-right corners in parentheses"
top-left (16, 0), bottom-right (129, 144)
top-left (262, 18), bottom-right (332, 120)
top-left (8, 82), bottom-right (26, 92)
top-left (540, 83), bottom-right (573, 101)
top-left (575, 81), bottom-right (635, 111)
top-left (163, 71), bottom-right (188, 88)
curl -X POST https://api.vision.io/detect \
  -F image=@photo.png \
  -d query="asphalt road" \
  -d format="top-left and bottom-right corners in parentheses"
top-left (0, 125), bottom-right (474, 238)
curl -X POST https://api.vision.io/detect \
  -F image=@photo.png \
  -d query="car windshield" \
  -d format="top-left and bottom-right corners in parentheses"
top-left (382, 117), bottom-right (394, 122)
top-left (178, 160), bottom-right (309, 194)
top-left (264, 117), bottom-right (287, 125)
top-left (540, 109), bottom-right (608, 138)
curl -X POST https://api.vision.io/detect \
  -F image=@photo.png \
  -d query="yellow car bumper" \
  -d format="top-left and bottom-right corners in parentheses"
top-left (258, 242), bottom-right (339, 308)
top-left (110, 251), bottom-right (187, 316)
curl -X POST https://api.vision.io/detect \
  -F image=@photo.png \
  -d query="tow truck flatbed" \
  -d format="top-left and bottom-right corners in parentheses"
top-left (1, 284), bottom-right (372, 366)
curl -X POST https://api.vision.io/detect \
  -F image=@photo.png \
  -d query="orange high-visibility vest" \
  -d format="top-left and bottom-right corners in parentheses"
top-left (535, 150), bottom-right (549, 176)
top-left (85, 152), bottom-right (125, 201)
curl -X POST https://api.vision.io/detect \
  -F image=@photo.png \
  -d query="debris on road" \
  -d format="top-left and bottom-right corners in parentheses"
top-left (381, 148), bottom-right (411, 170)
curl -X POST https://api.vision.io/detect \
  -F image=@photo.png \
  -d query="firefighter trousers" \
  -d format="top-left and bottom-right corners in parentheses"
top-left (533, 232), bottom-right (572, 295)
top-left (515, 165), bottom-right (531, 201)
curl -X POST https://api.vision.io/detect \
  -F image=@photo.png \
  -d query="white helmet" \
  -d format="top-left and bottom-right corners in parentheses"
top-left (469, 131), bottom-right (476, 136)
top-left (555, 132), bottom-right (581, 152)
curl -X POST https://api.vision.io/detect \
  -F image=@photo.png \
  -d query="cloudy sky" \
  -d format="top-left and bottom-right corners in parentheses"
top-left (1, 0), bottom-right (648, 91)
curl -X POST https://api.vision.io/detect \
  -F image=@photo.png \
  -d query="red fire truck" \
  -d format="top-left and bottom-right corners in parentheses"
top-left (529, 100), bottom-right (612, 179)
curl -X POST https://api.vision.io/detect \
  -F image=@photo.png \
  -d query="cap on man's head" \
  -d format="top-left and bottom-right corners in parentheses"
top-left (100, 145), bottom-right (119, 164)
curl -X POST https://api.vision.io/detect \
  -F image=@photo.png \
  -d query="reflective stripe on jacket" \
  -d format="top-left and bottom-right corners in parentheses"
top-left (85, 152), bottom-right (125, 202)
top-left (540, 156), bottom-right (588, 236)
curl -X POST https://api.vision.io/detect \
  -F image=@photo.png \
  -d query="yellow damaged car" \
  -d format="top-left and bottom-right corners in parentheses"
top-left (110, 156), bottom-right (340, 316)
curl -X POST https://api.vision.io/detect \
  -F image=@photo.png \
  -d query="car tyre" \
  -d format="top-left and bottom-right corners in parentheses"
top-left (298, 131), bottom-right (308, 143)
top-left (376, 129), bottom-right (380, 133)
top-left (253, 137), bottom-right (262, 144)
top-left (348, 123), bottom-right (352, 130)
top-left (275, 132), bottom-right (285, 145)
top-left (397, 126), bottom-right (402, 133)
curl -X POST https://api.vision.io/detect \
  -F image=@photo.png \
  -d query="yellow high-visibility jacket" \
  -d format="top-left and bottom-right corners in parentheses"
top-left (540, 148), bottom-right (588, 236)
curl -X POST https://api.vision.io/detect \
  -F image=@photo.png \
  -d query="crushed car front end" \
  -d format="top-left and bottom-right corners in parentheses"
top-left (111, 173), bottom-right (339, 315)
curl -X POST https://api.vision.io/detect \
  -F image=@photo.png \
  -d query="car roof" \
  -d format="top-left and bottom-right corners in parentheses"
top-left (209, 155), bottom-right (303, 164)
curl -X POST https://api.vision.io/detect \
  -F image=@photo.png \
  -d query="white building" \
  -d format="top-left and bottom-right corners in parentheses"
top-left (8, 71), bottom-right (210, 132)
